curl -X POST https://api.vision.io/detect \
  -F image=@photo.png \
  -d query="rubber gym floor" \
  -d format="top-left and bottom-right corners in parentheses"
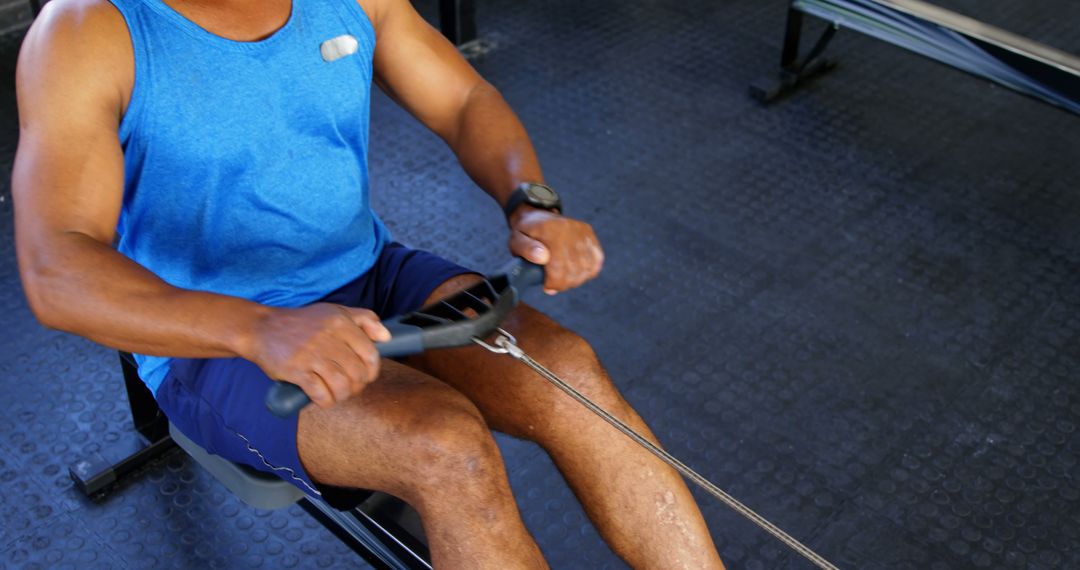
top-left (1, 0), bottom-right (1078, 568)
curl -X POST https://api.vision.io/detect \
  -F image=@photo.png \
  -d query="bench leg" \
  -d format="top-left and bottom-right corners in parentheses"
top-left (749, 3), bottom-right (840, 103)
top-left (69, 353), bottom-right (177, 497)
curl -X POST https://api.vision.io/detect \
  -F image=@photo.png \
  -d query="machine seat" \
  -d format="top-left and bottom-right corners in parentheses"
top-left (168, 422), bottom-right (305, 510)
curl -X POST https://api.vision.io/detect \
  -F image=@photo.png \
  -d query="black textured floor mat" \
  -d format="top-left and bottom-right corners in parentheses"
top-left (1, 0), bottom-right (1077, 568)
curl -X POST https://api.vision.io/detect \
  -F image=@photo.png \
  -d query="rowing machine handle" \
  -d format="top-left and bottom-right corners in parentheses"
top-left (265, 259), bottom-right (544, 418)
top-left (264, 320), bottom-right (423, 417)
top-left (504, 258), bottom-right (546, 292)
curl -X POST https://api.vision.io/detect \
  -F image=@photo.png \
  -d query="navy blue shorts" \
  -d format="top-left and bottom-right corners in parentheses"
top-left (154, 243), bottom-right (474, 498)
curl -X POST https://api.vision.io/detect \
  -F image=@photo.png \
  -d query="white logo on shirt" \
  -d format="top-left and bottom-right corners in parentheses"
top-left (320, 35), bottom-right (358, 62)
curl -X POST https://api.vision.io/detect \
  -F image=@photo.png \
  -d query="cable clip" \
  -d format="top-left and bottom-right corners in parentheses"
top-left (471, 328), bottom-right (525, 360)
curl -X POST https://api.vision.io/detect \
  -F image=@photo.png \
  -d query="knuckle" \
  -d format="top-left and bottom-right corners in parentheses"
top-left (283, 353), bottom-right (307, 374)
top-left (304, 375), bottom-right (328, 400)
top-left (340, 353), bottom-right (362, 374)
top-left (330, 314), bottom-right (349, 329)
top-left (334, 367), bottom-right (354, 388)
top-left (346, 363), bottom-right (367, 386)
top-left (312, 364), bottom-right (336, 385)
top-left (357, 340), bottom-right (377, 359)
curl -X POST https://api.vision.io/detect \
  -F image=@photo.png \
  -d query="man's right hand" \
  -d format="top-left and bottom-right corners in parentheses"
top-left (244, 304), bottom-right (392, 409)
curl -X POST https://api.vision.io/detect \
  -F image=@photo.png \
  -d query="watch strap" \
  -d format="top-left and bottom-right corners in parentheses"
top-left (503, 183), bottom-right (561, 219)
top-left (502, 186), bottom-right (532, 219)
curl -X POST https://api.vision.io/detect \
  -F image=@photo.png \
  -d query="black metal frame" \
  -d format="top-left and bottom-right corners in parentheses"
top-left (305, 493), bottom-right (431, 569)
top-left (749, 7), bottom-right (838, 103)
top-left (438, 0), bottom-right (476, 47)
top-left (68, 354), bottom-right (177, 496)
top-left (751, 0), bottom-right (1080, 114)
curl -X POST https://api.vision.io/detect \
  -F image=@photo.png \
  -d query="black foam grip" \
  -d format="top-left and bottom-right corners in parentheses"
top-left (266, 382), bottom-right (309, 418)
top-left (507, 259), bottom-right (546, 291)
top-left (379, 322), bottom-right (425, 357)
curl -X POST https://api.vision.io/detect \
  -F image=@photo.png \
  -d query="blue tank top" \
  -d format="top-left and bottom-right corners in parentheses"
top-left (108, 0), bottom-right (390, 393)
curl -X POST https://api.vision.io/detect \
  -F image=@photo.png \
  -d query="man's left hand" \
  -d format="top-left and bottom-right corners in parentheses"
top-left (508, 207), bottom-right (604, 294)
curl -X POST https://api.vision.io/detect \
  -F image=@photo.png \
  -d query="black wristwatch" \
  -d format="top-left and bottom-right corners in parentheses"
top-left (503, 182), bottom-right (562, 220)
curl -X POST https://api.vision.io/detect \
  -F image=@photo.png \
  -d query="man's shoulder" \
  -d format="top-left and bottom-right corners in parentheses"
top-left (354, 0), bottom-right (414, 33)
top-left (31, 0), bottom-right (128, 41)
top-left (23, 0), bottom-right (133, 73)
top-left (19, 0), bottom-right (133, 113)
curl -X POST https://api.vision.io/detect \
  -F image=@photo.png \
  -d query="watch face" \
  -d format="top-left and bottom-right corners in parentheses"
top-left (526, 184), bottom-right (558, 206)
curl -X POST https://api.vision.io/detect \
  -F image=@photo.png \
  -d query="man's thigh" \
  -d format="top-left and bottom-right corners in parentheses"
top-left (297, 358), bottom-right (497, 501)
top-left (160, 353), bottom-right (496, 502)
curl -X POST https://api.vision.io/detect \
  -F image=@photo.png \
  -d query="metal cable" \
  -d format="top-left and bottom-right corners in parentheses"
top-left (476, 332), bottom-right (840, 570)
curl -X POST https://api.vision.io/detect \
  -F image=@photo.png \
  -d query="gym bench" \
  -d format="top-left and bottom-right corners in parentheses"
top-left (69, 353), bottom-right (432, 570)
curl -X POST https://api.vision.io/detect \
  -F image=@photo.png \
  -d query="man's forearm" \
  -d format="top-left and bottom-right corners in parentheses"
top-left (446, 82), bottom-right (545, 209)
top-left (441, 80), bottom-right (604, 294)
top-left (20, 232), bottom-right (270, 359)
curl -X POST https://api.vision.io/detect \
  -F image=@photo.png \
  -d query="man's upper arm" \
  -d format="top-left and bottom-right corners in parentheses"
top-left (13, 0), bottom-right (132, 261)
top-left (365, 0), bottom-right (486, 141)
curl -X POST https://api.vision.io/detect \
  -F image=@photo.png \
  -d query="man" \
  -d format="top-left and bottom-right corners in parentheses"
top-left (14, 0), bottom-right (725, 566)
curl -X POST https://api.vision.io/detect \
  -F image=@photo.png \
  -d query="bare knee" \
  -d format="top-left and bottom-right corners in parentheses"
top-left (392, 399), bottom-right (506, 500)
top-left (411, 406), bottom-right (498, 479)
top-left (545, 328), bottom-right (617, 397)
top-left (529, 325), bottom-right (632, 417)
